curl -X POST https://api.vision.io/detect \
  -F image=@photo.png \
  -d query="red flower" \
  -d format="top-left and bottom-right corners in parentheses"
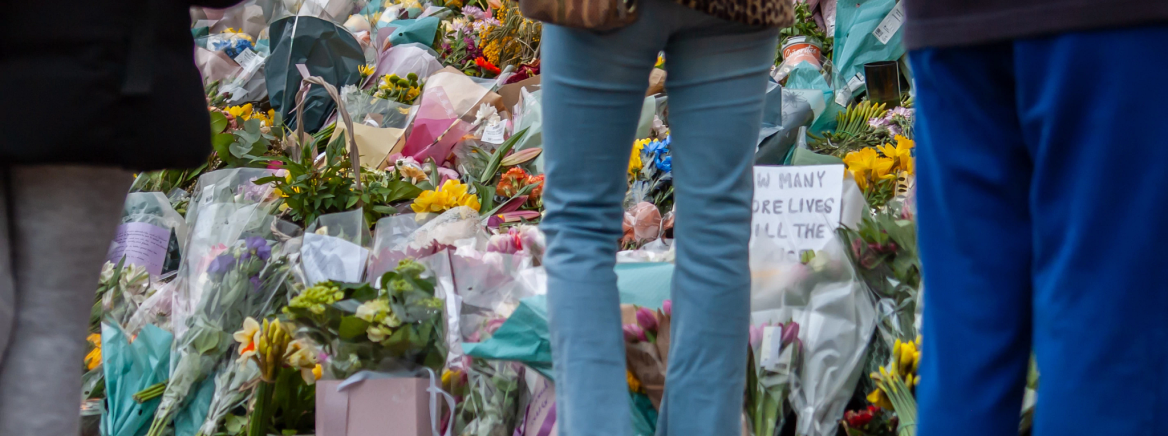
top-left (497, 167), bottom-right (528, 197)
top-left (525, 174), bottom-right (544, 207)
top-left (475, 57), bottom-right (501, 75)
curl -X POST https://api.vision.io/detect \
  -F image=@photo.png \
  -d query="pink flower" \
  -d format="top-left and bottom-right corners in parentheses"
top-left (622, 202), bottom-right (662, 243)
top-left (635, 307), bottom-right (658, 333)
top-left (486, 228), bottom-right (523, 254)
top-left (485, 318), bottom-right (506, 335)
top-left (749, 324), bottom-right (764, 349)
top-left (661, 300), bottom-right (672, 317)
top-left (623, 324), bottom-right (647, 343)
top-left (781, 322), bottom-right (800, 347)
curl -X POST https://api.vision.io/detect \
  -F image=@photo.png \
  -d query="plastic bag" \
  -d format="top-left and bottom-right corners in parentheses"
top-left (750, 235), bottom-right (876, 436)
top-left (832, 0), bottom-right (905, 99)
top-left (301, 210), bottom-right (373, 285)
top-left (101, 323), bottom-right (173, 436)
top-left (108, 192), bottom-right (188, 277)
top-left (266, 15), bottom-right (364, 132)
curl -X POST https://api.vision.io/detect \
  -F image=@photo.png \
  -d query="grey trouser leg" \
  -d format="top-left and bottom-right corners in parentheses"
top-left (0, 165), bottom-right (130, 436)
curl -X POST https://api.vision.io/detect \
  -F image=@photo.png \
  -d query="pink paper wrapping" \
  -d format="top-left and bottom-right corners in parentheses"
top-left (403, 88), bottom-right (474, 164)
top-left (195, 46), bottom-right (242, 83)
top-left (316, 378), bottom-right (431, 436)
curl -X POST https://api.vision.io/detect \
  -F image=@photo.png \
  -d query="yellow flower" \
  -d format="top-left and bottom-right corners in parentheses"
top-left (233, 317), bottom-right (262, 363)
top-left (406, 87), bottom-right (420, 102)
top-left (629, 138), bottom-right (649, 177)
top-left (627, 370), bottom-right (642, 393)
top-left (410, 179), bottom-right (481, 213)
top-left (878, 135), bottom-right (915, 175)
top-left (358, 64), bottom-right (375, 78)
top-left (85, 334), bottom-right (102, 371)
top-left (284, 339), bottom-right (320, 384)
top-left (655, 54), bottom-right (665, 68)
top-left (843, 147), bottom-right (897, 191)
top-left (311, 364), bottom-right (323, 381)
top-left (400, 165), bottom-right (426, 184)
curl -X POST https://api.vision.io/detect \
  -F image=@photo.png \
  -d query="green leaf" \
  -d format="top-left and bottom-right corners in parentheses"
top-left (338, 316), bottom-right (370, 340)
top-left (350, 284), bottom-right (379, 301)
top-left (230, 141), bottom-right (253, 159)
top-left (480, 128), bottom-right (529, 185)
top-left (210, 111), bottom-right (229, 134)
top-left (346, 196), bottom-right (360, 209)
top-left (474, 182), bottom-right (496, 212)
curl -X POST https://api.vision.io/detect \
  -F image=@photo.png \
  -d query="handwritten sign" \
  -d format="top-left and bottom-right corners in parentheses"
top-left (751, 165), bottom-right (845, 257)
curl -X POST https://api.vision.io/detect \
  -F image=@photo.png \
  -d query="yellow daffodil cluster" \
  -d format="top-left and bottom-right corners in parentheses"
top-left (234, 317), bottom-right (322, 384)
top-left (225, 103), bottom-right (275, 127)
top-left (411, 179), bottom-right (481, 213)
top-left (868, 335), bottom-right (921, 410)
top-left (629, 138), bottom-right (650, 177)
top-left (223, 27), bottom-right (254, 42)
top-left (843, 135), bottom-right (914, 192)
top-left (85, 333), bottom-right (102, 371)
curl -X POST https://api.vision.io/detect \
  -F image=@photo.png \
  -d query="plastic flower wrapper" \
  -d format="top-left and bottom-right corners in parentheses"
top-left (194, 358), bottom-right (260, 436)
top-left (366, 212), bottom-right (446, 280)
top-left (300, 210), bottom-right (373, 286)
top-left (108, 192), bottom-right (188, 277)
top-left (283, 259), bottom-right (446, 380)
top-left (145, 209), bottom-right (298, 436)
top-left (402, 70), bottom-right (491, 164)
top-left (744, 319), bottom-right (802, 436)
top-left (93, 259), bottom-right (157, 334)
top-left (453, 359), bottom-right (526, 436)
top-left (340, 83), bottom-right (414, 128)
top-left (102, 322), bottom-right (173, 436)
top-left (622, 303), bottom-right (671, 409)
top-left (367, 207), bottom-right (488, 279)
top-left (749, 235), bottom-right (876, 436)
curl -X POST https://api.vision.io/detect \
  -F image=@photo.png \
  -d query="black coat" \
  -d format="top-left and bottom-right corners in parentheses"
top-left (0, 0), bottom-right (242, 171)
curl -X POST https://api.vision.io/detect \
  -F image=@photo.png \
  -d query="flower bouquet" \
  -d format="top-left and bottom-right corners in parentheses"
top-left (145, 232), bottom-right (295, 436)
top-left (284, 259), bottom-right (447, 436)
top-left (745, 321), bottom-right (802, 436)
top-left (622, 302), bottom-right (671, 409)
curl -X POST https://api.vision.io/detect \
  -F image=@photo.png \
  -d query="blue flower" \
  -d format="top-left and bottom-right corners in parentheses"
top-left (656, 155), bottom-right (672, 173)
top-left (208, 253), bottom-right (237, 274)
top-left (250, 276), bottom-right (263, 291)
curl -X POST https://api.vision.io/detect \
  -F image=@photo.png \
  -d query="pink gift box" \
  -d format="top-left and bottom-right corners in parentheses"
top-left (316, 377), bottom-right (432, 436)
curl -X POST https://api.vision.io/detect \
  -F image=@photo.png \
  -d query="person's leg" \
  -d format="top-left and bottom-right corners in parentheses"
top-left (910, 44), bottom-right (1035, 436)
top-left (652, 11), bottom-right (777, 435)
top-left (1013, 26), bottom-right (1168, 435)
top-left (539, 3), bottom-right (672, 434)
top-left (0, 165), bottom-right (131, 435)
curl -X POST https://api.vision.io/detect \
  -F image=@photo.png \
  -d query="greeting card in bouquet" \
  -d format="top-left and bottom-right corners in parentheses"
top-left (316, 378), bottom-right (431, 436)
top-left (516, 374), bottom-right (558, 436)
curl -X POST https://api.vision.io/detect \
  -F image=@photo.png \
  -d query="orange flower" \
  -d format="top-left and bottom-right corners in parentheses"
top-left (475, 57), bottom-right (501, 75)
top-left (497, 167), bottom-right (528, 197)
top-left (525, 174), bottom-right (544, 208)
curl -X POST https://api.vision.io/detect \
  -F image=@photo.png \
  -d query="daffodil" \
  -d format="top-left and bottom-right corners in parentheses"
top-left (284, 339), bottom-right (320, 384)
top-left (878, 135), bottom-right (915, 175)
top-left (654, 54), bottom-right (665, 68)
top-left (843, 147), bottom-right (897, 191)
top-left (226, 103), bottom-right (254, 120)
top-left (233, 317), bottom-right (262, 363)
top-left (85, 334), bottom-right (102, 371)
top-left (629, 138), bottom-right (649, 177)
top-left (410, 179), bottom-right (480, 213)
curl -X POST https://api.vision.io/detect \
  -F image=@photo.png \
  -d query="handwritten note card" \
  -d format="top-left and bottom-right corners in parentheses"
top-left (751, 164), bottom-right (845, 257)
top-left (107, 222), bottom-right (171, 275)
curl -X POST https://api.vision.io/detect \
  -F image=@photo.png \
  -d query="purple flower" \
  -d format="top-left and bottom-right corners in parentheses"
top-left (250, 276), bottom-right (263, 291)
top-left (208, 253), bottom-right (237, 274)
top-left (623, 324), bottom-right (647, 343)
top-left (661, 299), bottom-right (672, 317)
top-left (635, 307), bottom-right (658, 332)
top-left (246, 237), bottom-right (271, 261)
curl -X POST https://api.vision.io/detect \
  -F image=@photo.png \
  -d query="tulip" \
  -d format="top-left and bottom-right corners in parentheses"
top-left (781, 321), bottom-right (800, 347)
top-left (623, 324), bottom-right (647, 343)
top-left (748, 324), bottom-right (764, 349)
top-left (635, 307), bottom-right (658, 332)
top-left (661, 299), bottom-right (672, 317)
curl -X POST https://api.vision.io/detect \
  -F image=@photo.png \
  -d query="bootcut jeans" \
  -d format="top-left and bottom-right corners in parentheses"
top-left (540, 0), bottom-right (777, 433)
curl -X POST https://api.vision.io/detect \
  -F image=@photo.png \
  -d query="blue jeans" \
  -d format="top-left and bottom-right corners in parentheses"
top-left (912, 26), bottom-right (1168, 436)
top-left (540, 0), bottom-right (777, 434)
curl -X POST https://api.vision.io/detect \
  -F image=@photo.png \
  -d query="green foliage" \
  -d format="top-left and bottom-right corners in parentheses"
top-left (777, 2), bottom-right (833, 65)
top-left (283, 260), bottom-right (446, 380)
top-left (838, 204), bottom-right (919, 338)
top-left (480, 128), bottom-right (530, 185)
top-left (810, 100), bottom-right (889, 157)
top-left (255, 135), bottom-right (363, 226)
top-left (212, 113), bottom-right (275, 168)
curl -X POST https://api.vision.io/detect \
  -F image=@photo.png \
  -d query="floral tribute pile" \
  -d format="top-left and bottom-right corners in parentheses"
top-left (81, 1), bottom-right (1040, 436)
